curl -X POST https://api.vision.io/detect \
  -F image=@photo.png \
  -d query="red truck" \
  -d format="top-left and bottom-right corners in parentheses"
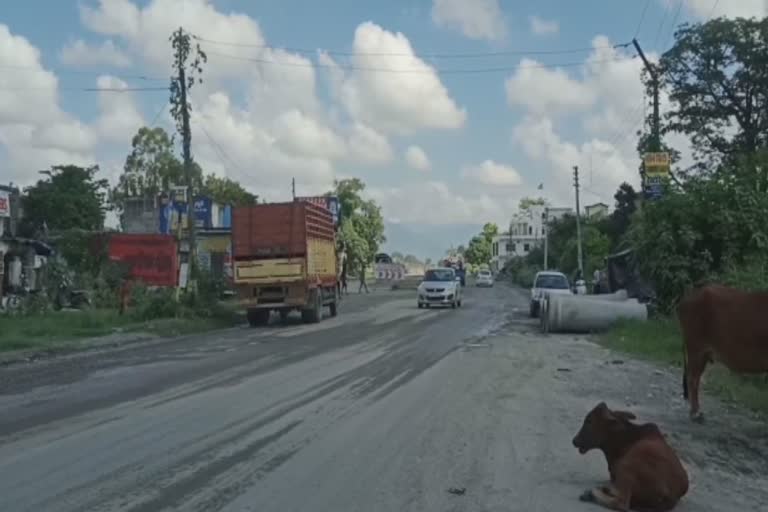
top-left (231, 201), bottom-right (339, 326)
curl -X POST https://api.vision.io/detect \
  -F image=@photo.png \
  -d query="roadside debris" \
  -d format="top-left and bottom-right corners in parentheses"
top-left (447, 487), bottom-right (466, 496)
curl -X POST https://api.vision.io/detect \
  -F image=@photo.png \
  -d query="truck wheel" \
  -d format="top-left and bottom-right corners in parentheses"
top-left (329, 293), bottom-right (338, 317)
top-left (302, 291), bottom-right (322, 323)
top-left (247, 308), bottom-right (270, 327)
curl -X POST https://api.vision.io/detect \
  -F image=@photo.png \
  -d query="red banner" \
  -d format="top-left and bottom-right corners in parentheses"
top-left (108, 234), bottom-right (178, 287)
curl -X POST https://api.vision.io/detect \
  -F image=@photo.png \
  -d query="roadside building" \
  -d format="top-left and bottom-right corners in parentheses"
top-left (585, 202), bottom-right (609, 219)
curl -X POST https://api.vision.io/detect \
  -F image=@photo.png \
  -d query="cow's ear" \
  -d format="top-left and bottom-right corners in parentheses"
top-left (612, 410), bottom-right (637, 421)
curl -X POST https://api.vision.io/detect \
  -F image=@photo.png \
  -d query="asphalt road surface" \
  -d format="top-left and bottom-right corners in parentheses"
top-left (1, 284), bottom-right (766, 511)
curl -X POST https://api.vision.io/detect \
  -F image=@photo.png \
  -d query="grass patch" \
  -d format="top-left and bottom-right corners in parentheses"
top-left (0, 305), bottom-right (243, 354)
top-left (598, 318), bottom-right (768, 414)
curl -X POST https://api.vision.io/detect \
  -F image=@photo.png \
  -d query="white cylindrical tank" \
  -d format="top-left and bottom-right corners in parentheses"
top-left (544, 293), bottom-right (647, 333)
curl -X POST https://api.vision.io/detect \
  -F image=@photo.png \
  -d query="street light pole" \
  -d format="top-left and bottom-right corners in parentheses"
top-left (574, 166), bottom-right (584, 276)
top-left (543, 207), bottom-right (549, 270)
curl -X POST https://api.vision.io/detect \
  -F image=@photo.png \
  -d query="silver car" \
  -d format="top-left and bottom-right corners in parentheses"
top-left (476, 269), bottom-right (494, 287)
top-left (417, 267), bottom-right (463, 309)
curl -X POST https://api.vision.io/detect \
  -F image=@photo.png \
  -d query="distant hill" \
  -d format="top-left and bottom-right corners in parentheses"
top-left (381, 222), bottom-right (482, 261)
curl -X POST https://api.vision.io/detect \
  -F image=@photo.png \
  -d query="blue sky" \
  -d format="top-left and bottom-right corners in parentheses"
top-left (0, 0), bottom-right (759, 258)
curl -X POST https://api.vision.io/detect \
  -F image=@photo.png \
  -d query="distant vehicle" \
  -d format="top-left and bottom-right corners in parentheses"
top-left (417, 267), bottom-right (462, 309)
top-left (530, 270), bottom-right (572, 318)
top-left (476, 269), bottom-right (494, 287)
top-left (375, 253), bottom-right (393, 264)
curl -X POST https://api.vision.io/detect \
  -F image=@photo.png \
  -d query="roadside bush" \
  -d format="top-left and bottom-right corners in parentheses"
top-left (128, 283), bottom-right (181, 321)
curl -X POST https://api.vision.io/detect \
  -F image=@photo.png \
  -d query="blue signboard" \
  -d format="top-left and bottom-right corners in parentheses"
top-left (193, 196), bottom-right (212, 229)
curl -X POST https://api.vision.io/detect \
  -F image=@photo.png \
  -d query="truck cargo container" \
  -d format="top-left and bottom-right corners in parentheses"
top-left (232, 201), bottom-right (339, 326)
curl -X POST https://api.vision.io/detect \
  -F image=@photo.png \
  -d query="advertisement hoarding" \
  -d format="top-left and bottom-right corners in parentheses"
top-left (108, 234), bottom-right (179, 287)
top-left (643, 152), bottom-right (670, 200)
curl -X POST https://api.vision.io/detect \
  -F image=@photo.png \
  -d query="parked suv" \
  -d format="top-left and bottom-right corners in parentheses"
top-left (530, 271), bottom-right (572, 318)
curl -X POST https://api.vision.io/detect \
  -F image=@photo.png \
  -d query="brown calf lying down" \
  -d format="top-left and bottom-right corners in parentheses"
top-left (678, 285), bottom-right (768, 421)
top-left (572, 402), bottom-right (689, 512)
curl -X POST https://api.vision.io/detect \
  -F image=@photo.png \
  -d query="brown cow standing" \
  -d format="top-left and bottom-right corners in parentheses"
top-left (572, 402), bottom-right (689, 512)
top-left (678, 285), bottom-right (768, 421)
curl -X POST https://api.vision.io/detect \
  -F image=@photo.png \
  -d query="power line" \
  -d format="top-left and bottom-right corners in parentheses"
top-left (652, 0), bottom-right (673, 50)
top-left (0, 85), bottom-right (168, 92)
top-left (634, 0), bottom-right (652, 38)
top-left (708, 0), bottom-right (721, 18)
top-left (194, 119), bottom-right (244, 176)
top-left (195, 35), bottom-right (632, 59)
top-left (205, 49), bottom-right (636, 74)
top-left (663, 0), bottom-right (685, 51)
top-left (0, 63), bottom-right (166, 82)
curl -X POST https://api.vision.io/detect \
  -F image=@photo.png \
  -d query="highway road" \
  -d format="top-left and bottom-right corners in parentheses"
top-left (0, 284), bottom-right (766, 511)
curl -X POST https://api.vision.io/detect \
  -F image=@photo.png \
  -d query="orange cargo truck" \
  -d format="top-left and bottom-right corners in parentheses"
top-left (232, 201), bottom-right (339, 326)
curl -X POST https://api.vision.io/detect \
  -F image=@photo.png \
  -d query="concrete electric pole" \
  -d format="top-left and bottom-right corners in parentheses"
top-left (573, 166), bottom-right (583, 276)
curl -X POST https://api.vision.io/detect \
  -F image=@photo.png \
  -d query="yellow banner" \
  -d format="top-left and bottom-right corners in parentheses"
top-left (644, 152), bottom-right (670, 177)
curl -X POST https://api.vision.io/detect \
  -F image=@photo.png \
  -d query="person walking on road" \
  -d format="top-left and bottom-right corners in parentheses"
top-left (341, 252), bottom-right (348, 296)
top-left (358, 262), bottom-right (369, 294)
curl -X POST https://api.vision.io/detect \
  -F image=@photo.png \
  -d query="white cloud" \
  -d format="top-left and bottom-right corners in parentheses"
top-left (505, 59), bottom-right (596, 114)
top-left (404, 145), bottom-right (431, 171)
top-left (529, 16), bottom-right (559, 35)
top-left (321, 22), bottom-right (467, 135)
top-left (367, 181), bottom-right (517, 225)
top-left (680, 0), bottom-right (766, 19)
top-left (59, 39), bottom-right (132, 68)
top-left (461, 160), bottom-right (523, 186)
top-left (94, 75), bottom-right (145, 143)
top-left (0, 24), bottom-right (97, 183)
top-left (346, 123), bottom-right (394, 165)
top-left (431, 0), bottom-right (506, 41)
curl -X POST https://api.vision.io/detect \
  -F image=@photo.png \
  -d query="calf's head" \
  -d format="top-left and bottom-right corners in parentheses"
top-left (572, 402), bottom-right (636, 454)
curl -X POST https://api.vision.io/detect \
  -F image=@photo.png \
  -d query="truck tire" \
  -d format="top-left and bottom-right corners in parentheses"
top-left (247, 308), bottom-right (270, 327)
top-left (329, 289), bottom-right (338, 317)
top-left (301, 290), bottom-right (322, 323)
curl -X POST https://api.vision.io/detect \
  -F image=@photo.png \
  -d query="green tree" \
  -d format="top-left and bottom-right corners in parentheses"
top-left (331, 178), bottom-right (386, 271)
top-left (519, 196), bottom-right (548, 211)
top-left (21, 165), bottom-right (108, 237)
top-left (658, 17), bottom-right (768, 167)
top-left (202, 175), bottom-right (257, 206)
top-left (463, 222), bottom-right (499, 266)
top-left (111, 127), bottom-right (204, 213)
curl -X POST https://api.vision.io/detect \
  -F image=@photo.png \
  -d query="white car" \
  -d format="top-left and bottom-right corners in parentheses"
top-left (530, 270), bottom-right (572, 318)
top-left (417, 267), bottom-right (462, 309)
top-left (476, 269), bottom-right (494, 287)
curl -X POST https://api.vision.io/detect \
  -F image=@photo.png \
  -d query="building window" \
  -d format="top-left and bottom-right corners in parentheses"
top-left (523, 243), bottom-right (530, 252)
top-left (528, 226), bottom-right (533, 235)
top-left (505, 243), bottom-right (513, 252)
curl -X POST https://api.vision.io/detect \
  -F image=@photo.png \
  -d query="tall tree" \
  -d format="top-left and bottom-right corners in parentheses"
top-left (21, 165), bottom-right (108, 236)
top-left (202, 175), bottom-right (258, 206)
top-left (463, 223), bottom-right (499, 266)
top-left (112, 127), bottom-right (198, 208)
top-left (331, 178), bottom-right (386, 270)
top-left (518, 196), bottom-right (548, 211)
top-left (658, 17), bottom-right (768, 167)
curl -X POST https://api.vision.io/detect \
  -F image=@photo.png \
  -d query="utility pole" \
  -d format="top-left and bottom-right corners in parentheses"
top-left (292, 177), bottom-right (296, 200)
top-left (573, 166), bottom-right (583, 276)
top-left (170, 27), bottom-right (206, 289)
top-left (177, 37), bottom-right (195, 278)
top-left (632, 38), bottom-right (660, 152)
top-left (543, 207), bottom-right (549, 270)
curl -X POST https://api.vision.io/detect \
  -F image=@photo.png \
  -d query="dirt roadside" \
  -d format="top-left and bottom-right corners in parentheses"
top-left (516, 318), bottom-right (768, 511)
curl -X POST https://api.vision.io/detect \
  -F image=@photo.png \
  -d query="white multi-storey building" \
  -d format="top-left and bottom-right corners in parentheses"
top-left (490, 204), bottom-right (573, 272)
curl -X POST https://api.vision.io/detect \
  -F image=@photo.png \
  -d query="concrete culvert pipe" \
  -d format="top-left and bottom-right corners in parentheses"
top-left (544, 294), bottom-right (647, 334)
